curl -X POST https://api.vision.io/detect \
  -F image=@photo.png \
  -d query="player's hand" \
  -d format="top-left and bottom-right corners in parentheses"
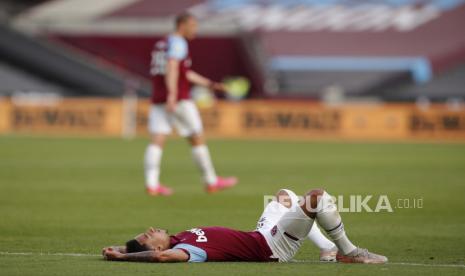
top-left (102, 247), bottom-right (108, 256)
top-left (103, 247), bottom-right (125, 261)
top-left (102, 246), bottom-right (120, 255)
top-left (210, 82), bottom-right (226, 93)
top-left (166, 99), bottom-right (177, 113)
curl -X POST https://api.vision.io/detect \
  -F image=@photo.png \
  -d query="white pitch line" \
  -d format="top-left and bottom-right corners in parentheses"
top-left (388, 262), bottom-right (465, 268)
top-left (0, 252), bottom-right (100, 257)
top-left (1, 252), bottom-right (464, 268)
top-left (292, 259), bottom-right (465, 268)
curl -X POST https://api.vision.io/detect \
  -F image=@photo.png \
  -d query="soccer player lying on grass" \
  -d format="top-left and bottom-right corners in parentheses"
top-left (102, 188), bottom-right (388, 264)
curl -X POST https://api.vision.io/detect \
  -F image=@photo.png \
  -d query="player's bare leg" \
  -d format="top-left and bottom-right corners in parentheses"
top-left (188, 134), bottom-right (237, 193)
top-left (275, 189), bottom-right (337, 262)
top-left (144, 134), bottom-right (173, 196)
top-left (300, 189), bottom-right (387, 264)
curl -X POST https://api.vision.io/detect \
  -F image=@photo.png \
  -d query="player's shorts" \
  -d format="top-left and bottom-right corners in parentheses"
top-left (256, 189), bottom-right (314, 262)
top-left (148, 100), bottom-right (203, 137)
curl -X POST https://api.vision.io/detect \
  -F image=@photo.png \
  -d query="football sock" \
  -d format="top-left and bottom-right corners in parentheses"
top-left (144, 144), bottom-right (162, 189)
top-left (316, 192), bottom-right (357, 255)
top-left (191, 145), bottom-right (217, 185)
top-left (307, 223), bottom-right (336, 251)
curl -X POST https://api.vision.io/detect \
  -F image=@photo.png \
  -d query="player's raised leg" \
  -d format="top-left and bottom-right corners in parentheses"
top-left (261, 193), bottom-right (314, 261)
top-left (300, 189), bottom-right (388, 264)
top-left (274, 189), bottom-right (337, 262)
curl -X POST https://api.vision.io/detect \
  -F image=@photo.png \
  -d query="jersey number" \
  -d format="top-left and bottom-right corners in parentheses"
top-left (150, 50), bottom-right (167, 76)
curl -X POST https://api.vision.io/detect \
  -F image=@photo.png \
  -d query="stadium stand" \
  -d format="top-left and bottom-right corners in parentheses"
top-left (0, 0), bottom-right (47, 20)
top-left (0, 61), bottom-right (65, 96)
top-left (7, 0), bottom-right (465, 101)
top-left (377, 63), bottom-right (465, 102)
top-left (0, 23), bottom-right (149, 97)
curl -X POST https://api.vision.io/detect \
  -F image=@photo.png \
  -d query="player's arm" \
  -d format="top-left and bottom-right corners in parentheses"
top-left (187, 70), bottom-right (225, 92)
top-left (103, 248), bottom-right (189, 263)
top-left (165, 58), bottom-right (180, 112)
top-left (186, 70), bottom-right (211, 87)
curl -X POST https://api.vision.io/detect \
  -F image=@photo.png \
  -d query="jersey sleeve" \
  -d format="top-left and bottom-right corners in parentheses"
top-left (167, 36), bottom-right (188, 60)
top-left (173, 243), bottom-right (207, 262)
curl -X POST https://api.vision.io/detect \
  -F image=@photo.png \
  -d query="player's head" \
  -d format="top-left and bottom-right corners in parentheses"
top-left (175, 12), bottom-right (198, 40)
top-left (125, 227), bottom-right (170, 253)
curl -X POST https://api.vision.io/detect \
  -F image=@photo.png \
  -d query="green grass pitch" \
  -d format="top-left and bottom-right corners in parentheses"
top-left (0, 135), bottom-right (464, 275)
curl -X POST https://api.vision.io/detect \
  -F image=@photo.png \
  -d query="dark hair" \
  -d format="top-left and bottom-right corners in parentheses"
top-left (125, 239), bottom-right (149, 253)
top-left (175, 12), bottom-right (194, 28)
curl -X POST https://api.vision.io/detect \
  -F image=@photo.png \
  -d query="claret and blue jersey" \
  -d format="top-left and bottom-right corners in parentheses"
top-left (169, 227), bottom-right (275, 262)
top-left (150, 35), bottom-right (192, 104)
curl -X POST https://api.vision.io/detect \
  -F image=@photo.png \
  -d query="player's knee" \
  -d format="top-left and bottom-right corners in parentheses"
top-left (275, 189), bottom-right (293, 209)
top-left (300, 188), bottom-right (325, 218)
top-left (306, 188), bottom-right (325, 209)
top-left (188, 134), bottom-right (204, 146)
top-left (151, 134), bottom-right (166, 147)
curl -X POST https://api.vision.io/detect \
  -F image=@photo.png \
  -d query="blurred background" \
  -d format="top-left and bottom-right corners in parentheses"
top-left (0, 0), bottom-right (464, 140)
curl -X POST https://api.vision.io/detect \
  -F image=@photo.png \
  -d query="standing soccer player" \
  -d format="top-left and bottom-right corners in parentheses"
top-left (145, 13), bottom-right (237, 196)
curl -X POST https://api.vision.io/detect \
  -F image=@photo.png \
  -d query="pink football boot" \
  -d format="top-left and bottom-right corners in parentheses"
top-left (146, 184), bottom-right (173, 196)
top-left (206, 177), bottom-right (238, 194)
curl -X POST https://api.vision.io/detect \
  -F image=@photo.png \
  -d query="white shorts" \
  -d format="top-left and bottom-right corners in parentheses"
top-left (148, 100), bottom-right (203, 137)
top-left (256, 189), bottom-right (314, 262)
